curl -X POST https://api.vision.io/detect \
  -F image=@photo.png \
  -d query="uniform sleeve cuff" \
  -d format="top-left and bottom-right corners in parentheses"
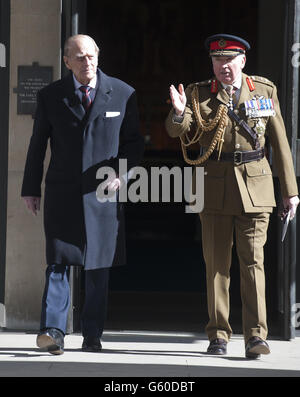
top-left (172, 111), bottom-right (185, 123)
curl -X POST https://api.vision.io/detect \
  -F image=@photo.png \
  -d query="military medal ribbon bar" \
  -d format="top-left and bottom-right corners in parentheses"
top-left (244, 98), bottom-right (275, 118)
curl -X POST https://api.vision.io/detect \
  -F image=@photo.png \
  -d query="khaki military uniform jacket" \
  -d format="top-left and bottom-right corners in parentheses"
top-left (165, 73), bottom-right (298, 214)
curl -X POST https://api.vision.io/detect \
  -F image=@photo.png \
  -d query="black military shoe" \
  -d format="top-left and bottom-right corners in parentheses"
top-left (36, 328), bottom-right (64, 355)
top-left (207, 338), bottom-right (227, 355)
top-left (245, 336), bottom-right (270, 359)
top-left (82, 337), bottom-right (102, 352)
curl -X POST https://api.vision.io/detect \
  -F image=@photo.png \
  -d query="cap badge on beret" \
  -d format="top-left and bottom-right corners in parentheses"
top-left (218, 39), bottom-right (227, 48)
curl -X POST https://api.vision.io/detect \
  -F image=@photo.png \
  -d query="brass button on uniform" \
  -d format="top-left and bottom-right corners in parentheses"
top-left (235, 143), bottom-right (241, 149)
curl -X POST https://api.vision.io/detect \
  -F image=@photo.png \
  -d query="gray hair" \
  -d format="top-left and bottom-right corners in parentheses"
top-left (64, 34), bottom-right (100, 57)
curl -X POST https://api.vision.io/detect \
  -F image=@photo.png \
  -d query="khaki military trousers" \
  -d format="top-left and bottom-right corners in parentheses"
top-left (200, 212), bottom-right (270, 343)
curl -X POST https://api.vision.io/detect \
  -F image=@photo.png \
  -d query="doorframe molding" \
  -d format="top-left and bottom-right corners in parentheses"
top-left (0, 0), bottom-right (10, 326)
top-left (61, 0), bottom-right (87, 333)
top-left (279, 0), bottom-right (300, 340)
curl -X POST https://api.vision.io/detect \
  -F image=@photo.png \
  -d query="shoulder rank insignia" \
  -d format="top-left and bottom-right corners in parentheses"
top-left (246, 77), bottom-right (255, 92)
top-left (197, 79), bottom-right (211, 87)
top-left (250, 75), bottom-right (275, 87)
top-left (211, 79), bottom-right (218, 93)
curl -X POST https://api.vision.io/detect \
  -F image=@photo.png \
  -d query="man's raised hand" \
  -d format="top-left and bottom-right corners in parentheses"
top-left (169, 84), bottom-right (186, 116)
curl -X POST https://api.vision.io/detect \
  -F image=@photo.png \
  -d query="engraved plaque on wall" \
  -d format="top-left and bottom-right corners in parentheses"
top-left (16, 62), bottom-right (53, 115)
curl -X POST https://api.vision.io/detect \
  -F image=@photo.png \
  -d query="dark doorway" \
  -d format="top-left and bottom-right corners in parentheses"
top-left (81, 0), bottom-right (284, 336)
top-left (87, 1), bottom-right (258, 155)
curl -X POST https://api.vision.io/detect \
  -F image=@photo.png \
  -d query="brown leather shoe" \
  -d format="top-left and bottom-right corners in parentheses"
top-left (245, 336), bottom-right (270, 359)
top-left (207, 338), bottom-right (227, 355)
top-left (36, 328), bottom-right (64, 355)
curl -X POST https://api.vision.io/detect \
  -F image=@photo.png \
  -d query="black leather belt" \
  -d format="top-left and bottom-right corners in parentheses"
top-left (209, 147), bottom-right (265, 165)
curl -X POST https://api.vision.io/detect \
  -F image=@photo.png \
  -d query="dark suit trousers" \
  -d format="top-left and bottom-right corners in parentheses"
top-left (40, 264), bottom-right (110, 337)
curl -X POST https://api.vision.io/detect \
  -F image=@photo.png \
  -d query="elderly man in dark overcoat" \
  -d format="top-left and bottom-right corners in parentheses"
top-left (21, 34), bottom-right (144, 354)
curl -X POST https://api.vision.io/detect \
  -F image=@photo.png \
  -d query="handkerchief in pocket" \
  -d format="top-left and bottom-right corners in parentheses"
top-left (105, 111), bottom-right (120, 117)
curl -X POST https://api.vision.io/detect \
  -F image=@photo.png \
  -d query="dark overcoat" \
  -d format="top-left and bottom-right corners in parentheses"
top-left (21, 68), bottom-right (144, 270)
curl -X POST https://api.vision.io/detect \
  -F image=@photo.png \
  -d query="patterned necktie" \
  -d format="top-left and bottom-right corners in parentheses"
top-left (79, 85), bottom-right (92, 111)
top-left (226, 85), bottom-right (237, 110)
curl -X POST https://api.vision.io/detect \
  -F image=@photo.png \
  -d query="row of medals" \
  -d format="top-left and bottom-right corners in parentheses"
top-left (227, 95), bottom-right (274, 137)
top-left (245, 96), bottom-right (275, 136)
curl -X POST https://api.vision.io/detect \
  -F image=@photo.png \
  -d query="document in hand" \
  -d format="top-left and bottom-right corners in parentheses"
top-left (281, 209), bottom-right (291, 242)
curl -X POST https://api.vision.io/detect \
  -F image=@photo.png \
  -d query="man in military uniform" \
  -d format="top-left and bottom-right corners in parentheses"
top-left (165, 34), bottom-right (299, 358)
